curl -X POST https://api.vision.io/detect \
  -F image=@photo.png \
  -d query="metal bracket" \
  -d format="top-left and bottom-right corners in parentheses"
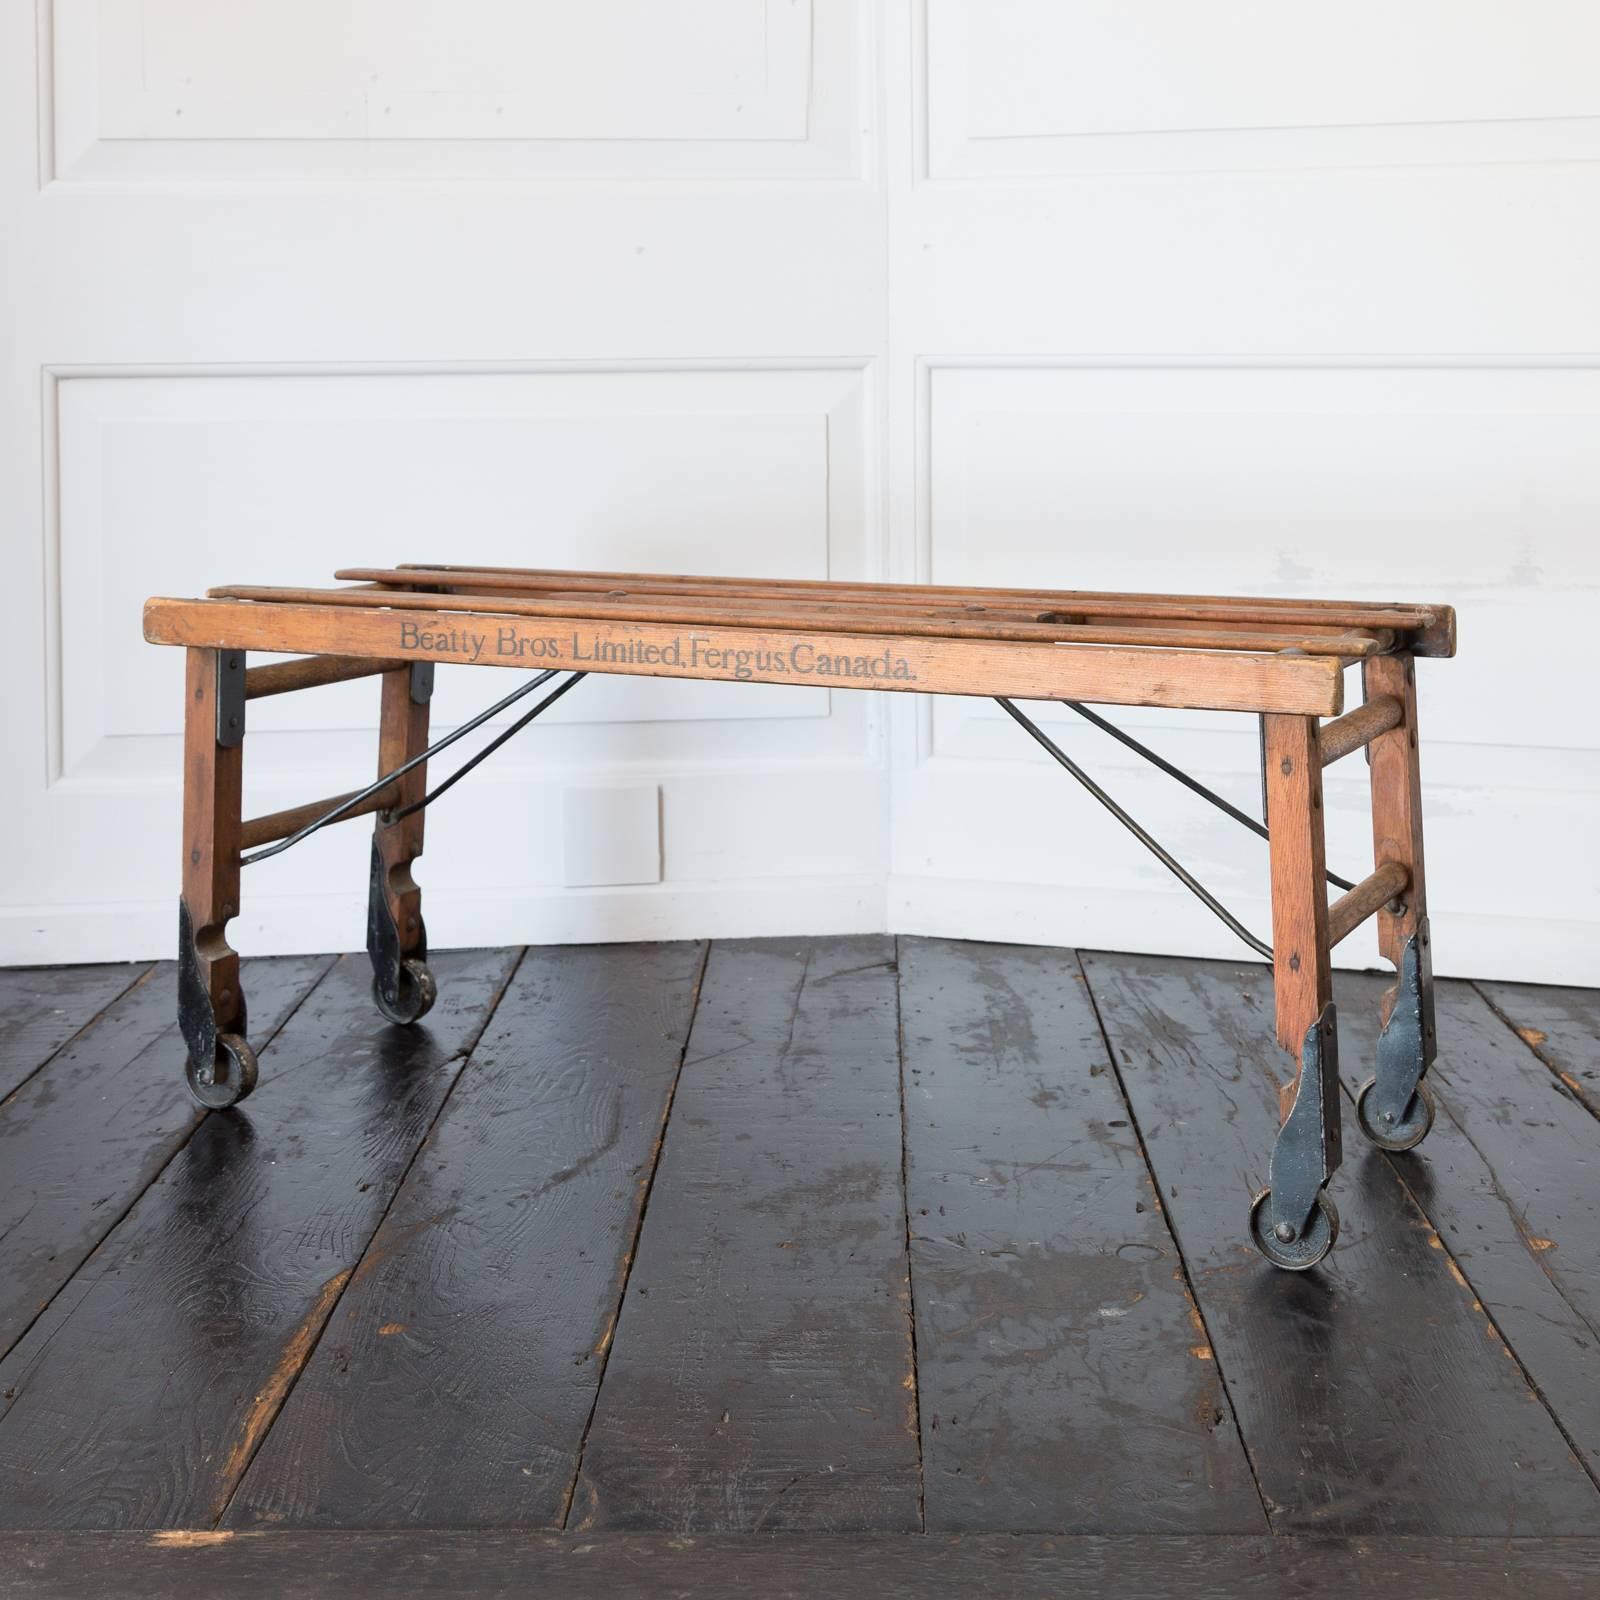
top-left (367, 839), bottom-right (426, 1010)
top-left (1368, 916), bottom-right (1437, 1129)
top-left (409, 662), bottom-right (435, 706)
top-left (215, 651), bottom-right (246, 748)
top-left (177, 897), bottom-right (246, 1085)
top-left (1267, 1003), bottom-right (1343, 1241)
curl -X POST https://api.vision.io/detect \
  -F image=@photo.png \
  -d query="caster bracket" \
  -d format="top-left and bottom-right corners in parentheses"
top-left (366, 838), bottom-right (426, 1012)
top-left (178, 896), bottom-right (247, 1088)
top-left (1267, 1002), bottom-right (1342, 1242)
top-left (1367, 916), bottom-right (1437, 1132)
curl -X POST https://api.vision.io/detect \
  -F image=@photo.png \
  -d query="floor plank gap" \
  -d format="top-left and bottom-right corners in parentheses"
top-left (556, 939), bottom-right (713, 1531)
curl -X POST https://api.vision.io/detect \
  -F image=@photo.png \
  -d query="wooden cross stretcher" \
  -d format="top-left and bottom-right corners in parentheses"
top-left (144, 565), bottom-right (1456, 1270)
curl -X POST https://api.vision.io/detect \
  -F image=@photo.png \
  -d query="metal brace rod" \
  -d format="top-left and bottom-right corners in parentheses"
top-left (997, 696), bottom-right (1274, 961)
top-left (1061, 700), bottom-right (1357, 894)
top-left (385, 672), bottom-right (587, 824)
top-left (241, 667), bottom-right (564, 867)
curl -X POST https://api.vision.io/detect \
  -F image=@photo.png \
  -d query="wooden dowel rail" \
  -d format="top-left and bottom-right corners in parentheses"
top-left (1320, 695), bottom-right (1404, 767)
top-left (245, 654), bottom-right (407, 699)
top-left (240, 784), bottom-right (401, 850)
top-left (1327, 861), bottom-right (1411, 948)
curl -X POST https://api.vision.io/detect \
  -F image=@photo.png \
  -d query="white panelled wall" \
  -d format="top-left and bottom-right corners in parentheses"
top-left (4, 3), bottom-right (1597, 984)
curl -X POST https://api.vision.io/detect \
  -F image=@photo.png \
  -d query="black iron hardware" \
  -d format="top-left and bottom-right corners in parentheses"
top-left (996, 696), bottom-right (1274, 960)
top-left (240, 669), bottom-right (583, 867)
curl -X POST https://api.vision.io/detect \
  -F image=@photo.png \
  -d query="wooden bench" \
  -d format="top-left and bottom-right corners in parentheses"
top-left (144, 565), bottom-right (1456, 1270)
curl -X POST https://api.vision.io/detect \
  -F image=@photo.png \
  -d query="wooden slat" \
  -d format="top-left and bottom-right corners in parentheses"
top-left (1335, 970), bottom-right (1600, 1486)
top-left (209, 582), bottom-right (1384, 657)
top-left (346, 562), bottom-right (1454, 649)
top-left (244, 655), bottom-right (405, 698)
top-left (223, 942), bottom-right (706, 1530)
top-left (0, 950), bottom-right (520, 1531)
top-left (0, 956), bottom-right (332, 1362)
top-left (240, 786), bottom-right (399, 850)
top-left (1078, 950), bottom-right (1600, 1534)
top-left (4, 1531), bottom-right (1599, 1600)
top-left (1318, 694), bottom-right (1404, 766)
top-left (1474, 979), bottom-right (1600, 1121)
top-left (144, 598), bottom-right (1346, 716)
top-left (1326, 861), bottom-right (1410, 948)
top-left (570, 937), bottom-right (920, 1533)
top-left (0, 963), bottom-right (148, 1103)
top-left (898, 938), bottom-right (1264, 1534)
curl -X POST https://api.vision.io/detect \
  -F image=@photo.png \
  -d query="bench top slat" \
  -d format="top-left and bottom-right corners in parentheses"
top-left (330, 565), bottom-right (1454, 657)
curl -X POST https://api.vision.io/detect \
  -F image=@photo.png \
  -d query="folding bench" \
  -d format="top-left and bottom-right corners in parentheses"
top-left (144, 565), bottom-right (1455, 1270)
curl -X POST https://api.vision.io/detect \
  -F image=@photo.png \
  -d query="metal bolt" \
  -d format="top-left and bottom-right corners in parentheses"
top-left (1274, 1222), bottom-right (1296, 1243)
top-left (1382, 1109), bottom-right (1395, 1124)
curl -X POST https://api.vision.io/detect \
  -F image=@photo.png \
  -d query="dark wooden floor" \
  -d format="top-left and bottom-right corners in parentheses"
top-left (1, 938), bottom-right (1597, 1597)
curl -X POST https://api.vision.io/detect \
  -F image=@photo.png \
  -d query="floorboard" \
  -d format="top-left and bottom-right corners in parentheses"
top-left (4, 1531), bottom-right (1598, 1600)
top-left (0, 949), bottom-right (518, 1531)
top-left (1334, 969), bottom-right (1600, 1486)
top-left (897, 937), bottom-right (1263, 1533)
top-left (571, 936), bottom-right (921, 1534)
top-left (1078, 949), bottom-right (1600, 1535)
top-left (1475, 980), bottom-right (1600, 1121)
top-left (0, 962), bottom-right (150, 1103)
top-left (0, 955), bottom-right (332, 1358)
top-left (223, 942), bottom-right (706, 1529)
top-left (1, 937), bottom-right (1596, 1561)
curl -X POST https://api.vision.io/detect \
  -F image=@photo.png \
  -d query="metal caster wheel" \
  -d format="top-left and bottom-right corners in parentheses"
top-left (1356, 1076), bottom-right (1435, 1153)
top-left (373, 958), bottom-right (437, 1026)
top-left (1250, 1187), bottom-right (1340, 1271)
top-left (185, 1032), bottom-right (259, 1109)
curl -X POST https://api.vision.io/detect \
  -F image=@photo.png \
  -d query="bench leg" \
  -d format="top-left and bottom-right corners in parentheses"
top-left (367, 663), bottom-right (437, 1026)
top-left (1251, 712), bottom-right (1342, 1269)
top-left (1353, 652), bottom-right (1439, 1151)
top-left (178, 646), bottom-right (258, 1107)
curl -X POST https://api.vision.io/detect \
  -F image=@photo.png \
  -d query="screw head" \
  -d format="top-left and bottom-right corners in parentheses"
top-left (1274, 1221), bottom-right (1296, 1243)
top-left (1382, 1109), bottom-right (1395, 1124)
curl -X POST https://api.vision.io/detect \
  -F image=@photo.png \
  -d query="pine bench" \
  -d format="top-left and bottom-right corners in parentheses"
top-left (144, 565), bottom-right (1456, 1270)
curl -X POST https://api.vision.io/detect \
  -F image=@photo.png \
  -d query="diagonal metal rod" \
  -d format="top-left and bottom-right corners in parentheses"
top-left (996, 696), bottom-right (1274, 961)
top-left (241, 668), bottom-right (563, 867)
top-left (1061, 700), bottom-right (1357, 893)
top-left (386, 672), bottom-right (587, 824)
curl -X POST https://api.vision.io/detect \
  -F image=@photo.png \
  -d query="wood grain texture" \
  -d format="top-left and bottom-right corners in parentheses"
top-left (0, 956), bottom-right (331, 1359)
top-left (143, 598), bottom-right (1347, 715)
top-left (0, 962), bottom-right (148, 1103)
top-left (180, 646), bottom-right (245, 1042)
top-left (213, 581), bottom-right (1384, 657)
top-left (347, 562), bottom-right (1453, 645)
top-left (2, 1531), bottom-right (1593, 1600)
top-left (244, 655), bottom-right (404, 698)
top-left (1263, 714), bottom-right (1332, 1063)
top-left (1336, 968), bottom-right (1600, 1484)
top-left (1474, 980), bottom-right (1600, 1121)
top-left (0, 950), bottom-right (518, 1531)
top-left (571, 937), bottom-right (920, 1533)
top-left (373, 666), bottom-right (429, 962)
top-left (1079, 950), bottom-right (1600, 1534)
top-left (898, 937), bottom-right (1263, 1533)
top-left (224, 942), bottom-right (706, 1530)
top-left (1363, 654), bottom-right (1428, 967)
